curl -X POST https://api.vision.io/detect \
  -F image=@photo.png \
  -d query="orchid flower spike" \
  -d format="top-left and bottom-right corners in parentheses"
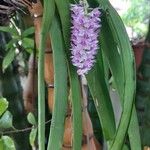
top-left (70, 0), bottom-right (101, 75)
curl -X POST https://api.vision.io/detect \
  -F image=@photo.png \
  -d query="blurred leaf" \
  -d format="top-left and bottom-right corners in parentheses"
top-left (27, 112), bottom-right (37, 125)
top-left (2, 136), bottom-right (16, 150)
top-left (0, 26), bottom-right (18, 36)
top-left (122, 0), bottom-right (150, 38)
top-left (22, 27), bottom-right (35, 37)
top-left (0, 111), bottom-right (13, 129)
top-left (0, 98), bottom-right (8, 116)
top-left (22, 38), bottom-right (34, 50)
top-left (6, 39), bottom-right (17, 50)
top-left (29, 128), bottom-right (37, 148)
top-left (2, 48), bottom-right (15, 72)
top-left (123, 145), bottom-right (129, 150)
top-left (25, 48), bottom-right (33, 54)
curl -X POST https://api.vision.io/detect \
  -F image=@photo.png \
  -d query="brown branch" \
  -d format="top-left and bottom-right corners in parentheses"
top-left (3, 0), bottom-right (32, 8)
top-left (0, 119), bottom-right (51, 135)
top-left (0, 5), bottom-right (14, 10)
top-left (0, 5), bottom-right (14, 15)
top-left (12, 0), bottom-right (32, 8)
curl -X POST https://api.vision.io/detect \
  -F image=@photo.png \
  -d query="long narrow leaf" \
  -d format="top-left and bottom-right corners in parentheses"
top-left (100, 13), bottom-right (125, 100)
top-left (96, 0), bottom-right (141, 149)
top-left (128, 107), bottom-right (142, 150)
top-left (38, 0), bottom-right (55, 150)
top-left (54, 1), bottom-right (83, 149)
top-left (86, 52), bottom-right (116, 140)
top-left (100, 9), bottom-right (141, 149)
top-left (69, 68), bottom-right (83, 150)
top-left (106, 4), bottom-right (137, 150)
top-left (47, 16), bottom-right (68, 150)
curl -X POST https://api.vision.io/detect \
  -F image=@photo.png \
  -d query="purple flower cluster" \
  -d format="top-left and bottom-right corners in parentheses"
top-left (70, 2), bottom-right (101, 75)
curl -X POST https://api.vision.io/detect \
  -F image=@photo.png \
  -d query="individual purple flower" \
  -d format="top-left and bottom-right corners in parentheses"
top-left (70, 2), bottom-right (101, 75)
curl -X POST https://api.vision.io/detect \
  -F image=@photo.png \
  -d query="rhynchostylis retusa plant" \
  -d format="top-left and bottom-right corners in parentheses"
top-left (37, 0), bottom-right (142, 149)
top-left (38, 0), bottom-right (142, 149)
top-left (0, 0), bottom-right (142, 149)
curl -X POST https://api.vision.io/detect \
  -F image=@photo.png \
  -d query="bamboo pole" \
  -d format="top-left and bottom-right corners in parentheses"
top-left (144, 147), bottom-right (150, 150)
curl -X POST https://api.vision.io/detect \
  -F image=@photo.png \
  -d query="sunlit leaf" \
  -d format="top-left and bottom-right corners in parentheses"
top-left (27, 112), bottom-right (37, 125)
top-left (0, 111), bottom-right (13, 129)
top-left (0, 98), bottom-right (8, 116)
top-left (2, 136), bottom-right (16, 150)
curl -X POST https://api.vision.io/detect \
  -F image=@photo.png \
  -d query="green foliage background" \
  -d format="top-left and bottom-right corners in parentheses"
top-left (122, 0), bottom-right (150, 38)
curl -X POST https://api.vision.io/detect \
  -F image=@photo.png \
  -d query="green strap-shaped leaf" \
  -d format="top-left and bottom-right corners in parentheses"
top-left (86, 52), bottom-right (116, 140)
top-left (54, 0), bottom-right (71, 48)
top-left (69, 67), bottom-right (82, 150)
top-left (100, 13), bottom-right (125, 99)
top-left (54, 0), bottom-right (82, 149)
top-left (38, 0), bottom-right (55, 150)
top-left (96, 0), bottom-right (141, 149)
top-left (47, 16), bottom-right (68, 150)
top-left (101, 2), bottom-right (138, 149)
top-left (107, 5), bottom-right (141, 150)
top-left (101, 51), bottom-right (110, 87)
top-left (128, 106), bottom-right (142, 149)
top-left (100, 9), bottom-right (141, 149)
